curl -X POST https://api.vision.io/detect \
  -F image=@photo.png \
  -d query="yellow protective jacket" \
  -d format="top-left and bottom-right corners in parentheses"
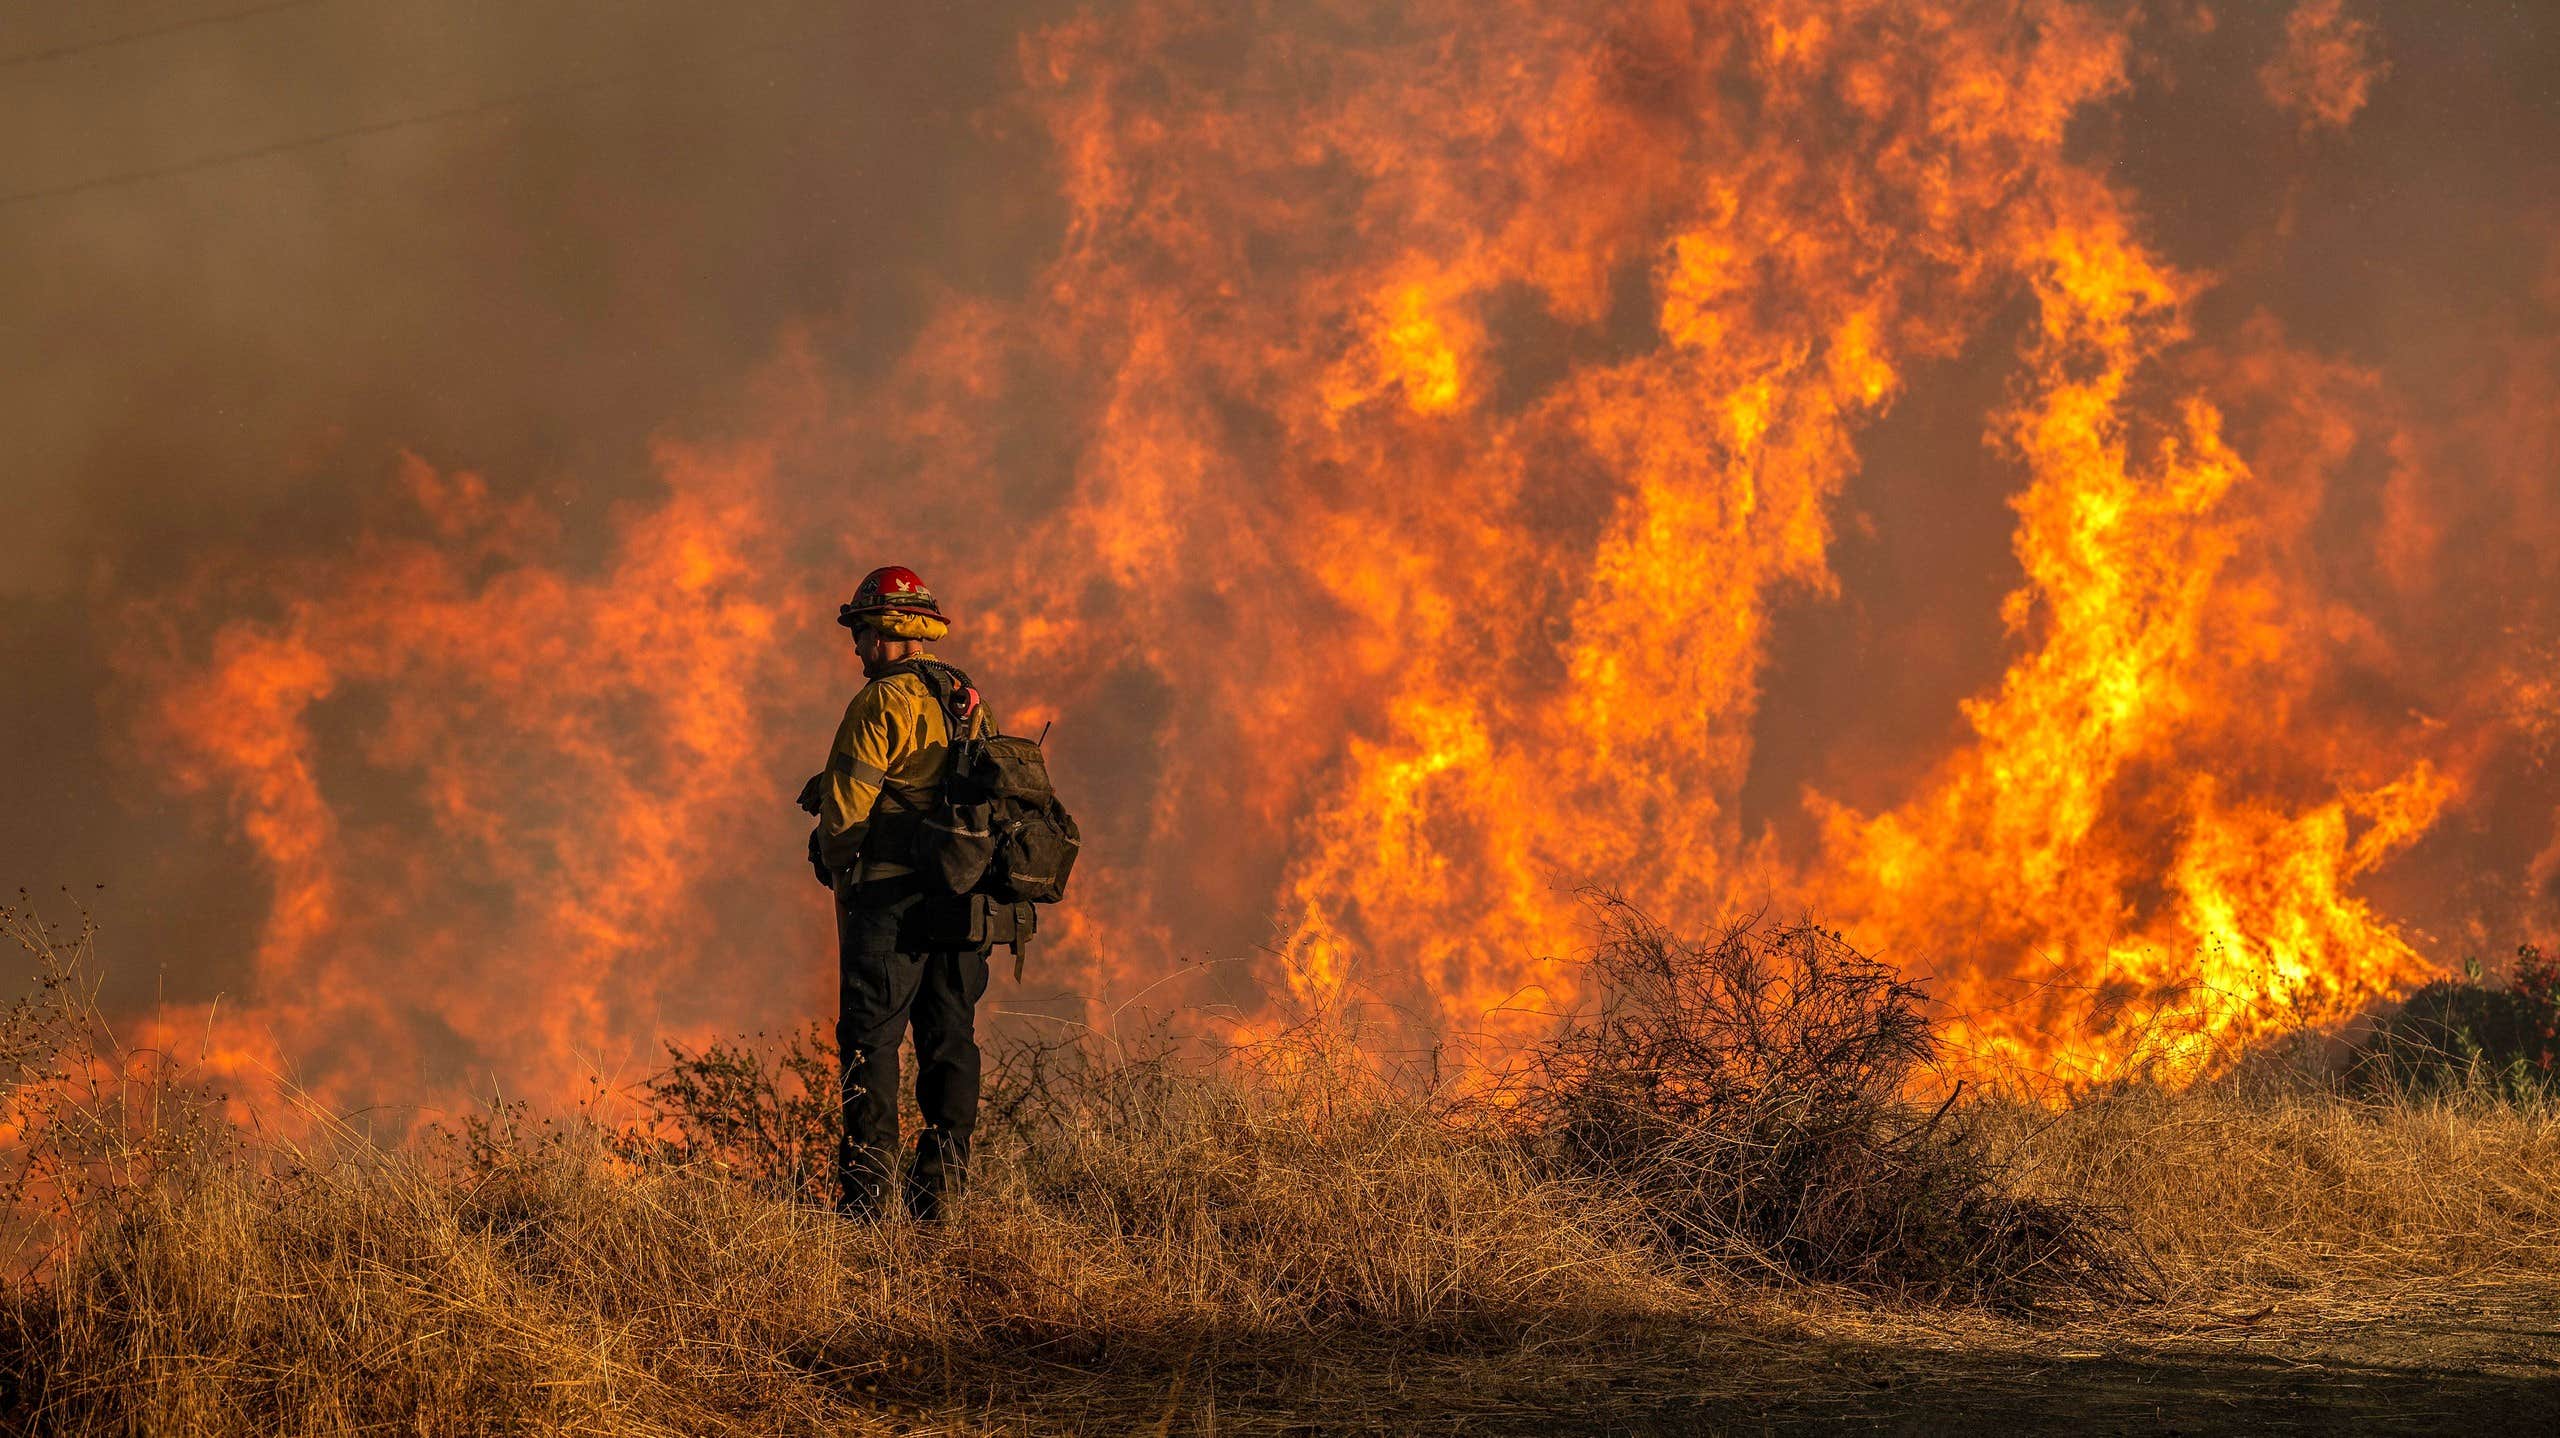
top-left (816, 663), bottom-right (992, 886)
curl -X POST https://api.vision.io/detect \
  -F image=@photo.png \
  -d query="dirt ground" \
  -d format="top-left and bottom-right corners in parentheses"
top-left (902, 1278), bottom-right (2560, 1435)
top-left (1734, 1278), bottom-right (2560, 1435)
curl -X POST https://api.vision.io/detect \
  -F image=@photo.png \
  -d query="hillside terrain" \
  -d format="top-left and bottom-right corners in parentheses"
top-left (5, 904), bottom-right (2556, 1434)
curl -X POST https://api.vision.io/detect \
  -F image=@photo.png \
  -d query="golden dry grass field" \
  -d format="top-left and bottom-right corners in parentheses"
top-left (5, 901), bottom-right (2558, 1435)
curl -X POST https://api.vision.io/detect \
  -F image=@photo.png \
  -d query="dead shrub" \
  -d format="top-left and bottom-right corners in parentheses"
top-left (2347, 945), bottom-right (2560, 1104)
top-left (0, 899), bottom-right (229, 1270)
top-left (603, 1014), bottom-right (1192, 1209)
top-left (607, 1022), bottom-right (841, 1204)
top-left (1511, 895), bottom-right (2153, 1311)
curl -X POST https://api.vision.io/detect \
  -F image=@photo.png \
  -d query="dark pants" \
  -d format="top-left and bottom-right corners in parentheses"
top-left (835, 878), bottom-right (991, 1219)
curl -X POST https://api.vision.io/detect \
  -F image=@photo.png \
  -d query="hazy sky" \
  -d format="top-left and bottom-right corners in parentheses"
top-left (2, 1), bottom-right (1056, 998)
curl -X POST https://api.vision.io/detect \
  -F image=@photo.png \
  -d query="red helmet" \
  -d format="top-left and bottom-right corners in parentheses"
top-left (837, 565), bottom-right (948, 628)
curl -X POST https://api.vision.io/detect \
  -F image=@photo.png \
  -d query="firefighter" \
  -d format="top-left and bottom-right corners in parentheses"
top-left (800, 564), bottom-right (994, 1221)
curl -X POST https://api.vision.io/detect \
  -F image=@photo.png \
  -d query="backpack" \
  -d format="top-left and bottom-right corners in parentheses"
top-left (877, 659), bottom-right (1082, 906)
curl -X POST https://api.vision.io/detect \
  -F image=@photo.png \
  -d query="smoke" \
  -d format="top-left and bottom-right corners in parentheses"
top-left (4, 0), bottom-right (2555, 1105)
top-left (2260, 0), bottom-right (2389, 134)
top-left (2, 0), bottom-right (1058, 1028)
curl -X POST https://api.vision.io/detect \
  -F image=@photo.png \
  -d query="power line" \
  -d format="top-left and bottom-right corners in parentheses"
top-left (2, 78), bottom-right (589, 210)
top-left (0, 11), bottom-right (857, 210)
top-left (0, 0), bottom-right (327, 69)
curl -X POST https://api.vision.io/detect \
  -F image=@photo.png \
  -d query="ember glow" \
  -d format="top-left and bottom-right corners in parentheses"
top-left (88, 1), bottom-right (2559, 1103)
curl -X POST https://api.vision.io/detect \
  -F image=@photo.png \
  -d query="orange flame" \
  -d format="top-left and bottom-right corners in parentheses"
top-left (107, 2), bottom-right (2552, 1107)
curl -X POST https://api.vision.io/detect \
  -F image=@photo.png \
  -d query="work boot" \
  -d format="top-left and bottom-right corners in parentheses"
top-left (902, 1127), bottom-right (969, 1222)
top-left (837, 1143), bottom-right (896, 1223)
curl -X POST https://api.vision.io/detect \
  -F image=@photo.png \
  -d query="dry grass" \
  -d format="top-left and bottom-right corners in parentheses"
top-left (1, 1117), bottom-right (1696, 1434)
top-left (0, 900), bottom-right (1698, 1434)
top-left (2005, 1082), bottom-right (2560, 1291)
top-left (4, 897), bottom-right (2560, 1434)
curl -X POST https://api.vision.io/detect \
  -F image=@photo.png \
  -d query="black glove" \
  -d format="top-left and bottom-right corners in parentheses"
top-left (795, 771), bottom-right (827, 816)
top-left (808, 825), bottom-right (834, 890)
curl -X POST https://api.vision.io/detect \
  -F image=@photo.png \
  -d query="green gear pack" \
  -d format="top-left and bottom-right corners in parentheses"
top-left (871, 659), bottom-right (1083, 909)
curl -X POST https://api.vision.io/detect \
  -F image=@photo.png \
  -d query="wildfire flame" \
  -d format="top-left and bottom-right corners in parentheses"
top-left (107, 1), bottom-right (2555, 1106)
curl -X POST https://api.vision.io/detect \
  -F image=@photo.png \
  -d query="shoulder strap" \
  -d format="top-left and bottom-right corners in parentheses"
top-left (878, 655), bottom-right (972, 693)
top-left (876, 658), bottom-right (982, 738)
